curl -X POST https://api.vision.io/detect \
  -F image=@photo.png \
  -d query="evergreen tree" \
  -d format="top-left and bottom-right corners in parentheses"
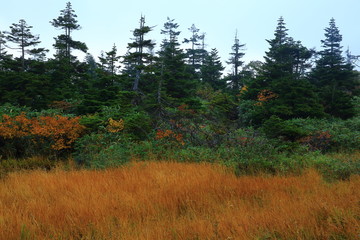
top-left (242, 17), bottom-right (323, 124)
top-left (98, 44), bottom-right (121, 78)
top-left (201, 48), bottom-right (225, 90)
top-left (50, 2), bottom-right (87, 61)
top-left (0, 29), bottom-right (12, 71)
top-left (123, 16), bottom-right (156, 93)
top-left (311, 18), bottom-right (357, 119)
top-left (0, 29), bottom-right (7, 58)
top-left (183, 24), bottom-right (207, 76)
top-left (156, 18), bottom-right (196, 107)
top-left (5, 19), bottom-right (44, 71)
top-left (227, 31), bottom-right (245, 91)
top-left (49, 2), bottom-right (88, 101)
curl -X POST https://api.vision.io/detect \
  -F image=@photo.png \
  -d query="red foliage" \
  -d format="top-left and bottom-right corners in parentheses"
top-left (0, 113), bottom-right (85, 150)
top-left (155, 129), bottom-right (185, 146)
top-left (298, 131), bottom-right (333, 151)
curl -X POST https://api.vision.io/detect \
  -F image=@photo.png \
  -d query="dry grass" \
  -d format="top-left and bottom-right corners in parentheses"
top-left (0, 161), bottom-right (359, 239)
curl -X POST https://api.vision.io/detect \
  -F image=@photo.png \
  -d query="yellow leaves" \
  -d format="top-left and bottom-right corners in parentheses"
top-left (106, 118), bottom-right (124, 133)
top-left (0, 114), bottom-right (85, 150)
top-left (240, 85), bottom-right (248, 94)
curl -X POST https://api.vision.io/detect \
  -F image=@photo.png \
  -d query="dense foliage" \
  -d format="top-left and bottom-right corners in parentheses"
top-left (0, 3), bottom-right (359, 178)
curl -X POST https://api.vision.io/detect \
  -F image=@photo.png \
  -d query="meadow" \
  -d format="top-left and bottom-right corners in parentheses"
top-left (0, 161), bottom-right (359, 240)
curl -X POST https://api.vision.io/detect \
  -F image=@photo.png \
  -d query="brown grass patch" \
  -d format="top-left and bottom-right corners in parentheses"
top-left (0, 161), bottom-right (359, 239)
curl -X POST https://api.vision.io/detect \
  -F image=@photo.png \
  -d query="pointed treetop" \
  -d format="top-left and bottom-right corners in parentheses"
top-left (51, 2), bottom-right (80, 31)
top-left (321, 18), bottom-right (342, 54)
top-left (273, 16), bottom-right (290, 46)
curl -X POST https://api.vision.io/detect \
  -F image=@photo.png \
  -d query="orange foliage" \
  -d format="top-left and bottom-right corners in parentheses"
top-left (255, 89), bottom-right (278, 106)
top-left (177, 104), bottom-right (195, 114)
top-left (239, 85), bottom-right (248, 95)
top-left (0, 162), bottom-right (358, 239)
top-left (298, 131), bottom-right (333, 151)
top-left (0, 113), bottom-right (85, 150)
top-left (155, 129), bottom-right (185, 145)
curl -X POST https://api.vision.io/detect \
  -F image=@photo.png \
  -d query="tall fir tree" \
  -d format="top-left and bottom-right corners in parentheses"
top-left (49, 2), bottom-right (88, 100)
top-left (156, 18), bottom-right (197, 107)
top-left (50, 2), bottom-right (87, 61)
top-left (242, 17), bottom-right (323, 124)
top-left (123, 15), bottom-right (156, 93)
top-left (311, 18), bottom-right (357, 119)
top-left (201, 48), bottom-right (225, 90)
top-left (0, 29), bottom-right (11, 71)
top-left (227, 31), bottom-right (245, 91)
top-left (99, 44), bottom-right (121, 78)
top-left (0, 29), bottom-right (7, 59)
top-left (183, 24), bottom-right (207, 77)
top-left (5, 19), bottom-right (44, 71)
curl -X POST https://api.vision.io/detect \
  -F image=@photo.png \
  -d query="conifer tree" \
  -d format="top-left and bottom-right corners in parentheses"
top-left (99, 44), bottom-right (121, 77)
top-left (0, 29), bottom-right (11, 71)
top-left (201, 48), bottom-right (225, 90)
top-left (49, 2), bottom-right (88, 100)
top-left (0, 30), bottom-right (7, 59)
top-left (50, 2), bottom-right (87, 61)
top-left (227, 31), bottom-right (245, 90)
top-left (311, 18), bottom-right (357, 118)
top-left (241, 17), bottom-right (323, 124)
top-left (123, 16), bottom-right (155, 93)
top-left (183, 24), bottom-right (207, 76)
top-left (157, 18), bottom-right (196, 106)
top-left (5, 19), bottom-right (43, 71)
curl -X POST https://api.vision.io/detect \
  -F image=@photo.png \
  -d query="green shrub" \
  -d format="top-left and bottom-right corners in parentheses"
top-left (79, 114), bottom-right (104, 133)
top-left (261, 115), bottom-right (308, 141)
top-left (73, 133), bottom-right (129, 168)
top-left (123, 111), bottom-right (152, 140)
top-left (89, 143), bottom-right (129, 169)
top-left (311, 153), bottom-right (360, 181)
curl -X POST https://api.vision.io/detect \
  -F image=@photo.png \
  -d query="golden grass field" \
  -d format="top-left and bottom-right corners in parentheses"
top-left (0, 161), bottom-right (359, 239)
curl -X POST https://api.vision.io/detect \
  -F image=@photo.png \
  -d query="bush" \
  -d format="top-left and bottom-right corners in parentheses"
top-left (0, 113), bottom-right (85, 158)
top-left (261, 115), bottom-right (308, 141)
top-left (311, 152), bottom-right (360, 181)
top-left (123, 111), bottom-right (152, 140)
top-left (73, 133), bottom-right (130, 168)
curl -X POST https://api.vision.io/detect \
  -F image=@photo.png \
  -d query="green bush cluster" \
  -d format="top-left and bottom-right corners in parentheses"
top-left (73, 133), bottom-right (130, 169)
top-left (0, 103), bottom-right (359, 181)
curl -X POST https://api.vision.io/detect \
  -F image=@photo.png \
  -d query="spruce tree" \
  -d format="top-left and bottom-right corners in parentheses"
top-left (311, 18), bottom-right (357, 119)
top-left (123, 16), bottom-right (156, 93)
top-left (227, 31), bottom-right (245, 91)
top-left (242, 17), bottom-right (323, 124)
top-left (157, 18), bottom-right (196, 107)
top-left (49, 2), bottom-right (88, 100)
top-left (0, 29), bottom-right (11, 71)
top-left (5, 19), bottom-right (43, 71)
top-left (201, 48), bottom-right (225, 90)
top-left (183, 24), bottom-right (207, 77)
top-left (98, 44), bottom-right (121, 78)
top-left (50, 2), bottom-right (87, 61)
top-left (0, 30), bottom-right (7, 59)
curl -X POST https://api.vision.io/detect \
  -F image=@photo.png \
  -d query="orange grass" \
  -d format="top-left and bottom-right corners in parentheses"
top-left (0, 161), bottom-right (359, 239)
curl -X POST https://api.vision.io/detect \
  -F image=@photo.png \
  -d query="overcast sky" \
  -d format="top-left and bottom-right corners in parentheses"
top-left (1, 0), bottom-right (359, 73)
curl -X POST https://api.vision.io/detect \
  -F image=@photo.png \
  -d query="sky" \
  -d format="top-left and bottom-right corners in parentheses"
top-left (1, 0), bottom-right (359, 73)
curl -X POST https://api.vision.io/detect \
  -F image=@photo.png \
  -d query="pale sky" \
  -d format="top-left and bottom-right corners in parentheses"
top-left (1, 0), bottom-right (359, 73)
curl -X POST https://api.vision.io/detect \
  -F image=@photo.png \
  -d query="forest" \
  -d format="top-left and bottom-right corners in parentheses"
top-left (0, 2), bottom-right (359, 239)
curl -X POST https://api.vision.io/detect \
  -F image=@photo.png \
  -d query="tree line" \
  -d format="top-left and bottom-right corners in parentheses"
top-left (0, 2), bottom-right (359, 127)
